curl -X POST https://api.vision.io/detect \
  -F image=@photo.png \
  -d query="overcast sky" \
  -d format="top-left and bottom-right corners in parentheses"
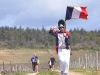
top-left (0, 0), bottom-right (100, 31)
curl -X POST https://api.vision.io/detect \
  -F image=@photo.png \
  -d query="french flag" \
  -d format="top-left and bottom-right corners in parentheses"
top-left (65, 6), bottom-right (88, 20)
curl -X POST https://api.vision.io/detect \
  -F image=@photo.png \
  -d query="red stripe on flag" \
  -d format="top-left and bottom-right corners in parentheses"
top-left (79, 7), bottom-right (88, 20)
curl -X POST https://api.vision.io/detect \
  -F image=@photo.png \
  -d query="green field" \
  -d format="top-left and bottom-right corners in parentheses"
top-left (0, 49), bottom-right (100, 75)
top-left (0, 49), bottom-right (98, 63)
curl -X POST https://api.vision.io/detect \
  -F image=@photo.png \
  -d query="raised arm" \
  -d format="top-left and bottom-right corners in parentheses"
top-left (49, 28), bottom-right (58, 37)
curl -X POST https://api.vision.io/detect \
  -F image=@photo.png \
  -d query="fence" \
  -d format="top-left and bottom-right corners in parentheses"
top-left (0, 61), bottom-right (59, 75)
top-left (70, 51), bottom-right (100, 70)
top-left (0, 62), bottom-right (33, 75)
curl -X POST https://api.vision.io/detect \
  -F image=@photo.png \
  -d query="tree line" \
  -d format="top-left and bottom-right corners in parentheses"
top-left (0, 26), bottom-right (100, 50)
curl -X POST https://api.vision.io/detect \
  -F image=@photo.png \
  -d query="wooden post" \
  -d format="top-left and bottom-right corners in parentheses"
top-left (78, 57), bottom-right (80, 68)
top-left (10, 61), bottom-right (12, 73)
top-left (16, 64), bottom-right (18, 72)
top-left (85, 54), bottom-right (87, 68)
top-left (3, 62), bottom-right (5, 75)
top-left (96, 51), bottom-right (98, 70)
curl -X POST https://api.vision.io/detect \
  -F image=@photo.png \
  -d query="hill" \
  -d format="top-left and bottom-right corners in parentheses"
top-left (0, 49), bottom-right (97, 64)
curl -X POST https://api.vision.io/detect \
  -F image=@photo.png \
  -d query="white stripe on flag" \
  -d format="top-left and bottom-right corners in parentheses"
top-left (71, 7), bottom-right (81, 19)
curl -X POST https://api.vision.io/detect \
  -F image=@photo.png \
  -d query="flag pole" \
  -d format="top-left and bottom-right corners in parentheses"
top-left (65, 6), bottom-right (67, 31)
top-left (64, 20), bottom-right (66, 31)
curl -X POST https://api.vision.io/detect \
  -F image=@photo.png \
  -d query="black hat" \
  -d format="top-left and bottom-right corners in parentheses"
top-left (58, 19), bottom-right (65, 29)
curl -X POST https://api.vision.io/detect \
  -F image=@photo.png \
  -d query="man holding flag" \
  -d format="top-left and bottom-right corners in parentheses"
top-left (49, 6), bottom-right (88, 75)
top-left (49, 19), bottom-right (71, 75)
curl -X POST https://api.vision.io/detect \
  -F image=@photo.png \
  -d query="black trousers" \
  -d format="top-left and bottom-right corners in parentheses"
top-left (32, 62), bottom-right (37, 71)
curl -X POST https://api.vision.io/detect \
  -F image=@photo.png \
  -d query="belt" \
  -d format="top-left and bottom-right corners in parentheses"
top-left (58, 48), bottom-right (66, 49)
top-left (58, 47), bottom-right (69, 49)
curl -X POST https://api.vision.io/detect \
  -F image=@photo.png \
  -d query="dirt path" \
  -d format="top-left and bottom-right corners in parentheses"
top-left (27, 73), bottom-right (37, 75)
top-left (27, 71), bottom-right (85, 75)
top-left (68, 71), bottom-right (85, 75)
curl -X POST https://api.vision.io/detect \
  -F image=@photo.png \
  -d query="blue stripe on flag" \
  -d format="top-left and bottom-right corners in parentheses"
top-left (65, 6), bottom-right (74, 20)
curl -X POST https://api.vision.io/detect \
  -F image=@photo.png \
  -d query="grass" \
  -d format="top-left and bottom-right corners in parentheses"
top-left (5, 71), bottom-right (60, 75)
top-left (5, 69), bottom-right (100, 75)
top-left (4, 72), bottom-right (27, 75)
top-left (37, 71), bottom-right (60, 75)
top-left (70, 68), bottom-right (100, 75)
